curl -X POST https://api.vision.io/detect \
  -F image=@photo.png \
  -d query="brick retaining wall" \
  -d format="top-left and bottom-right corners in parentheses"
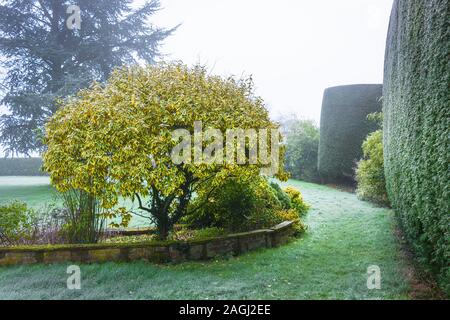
top-left (0, 221), bottom-right (296, 266)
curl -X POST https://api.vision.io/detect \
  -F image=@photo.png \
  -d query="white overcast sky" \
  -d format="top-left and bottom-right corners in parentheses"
top-left (0, 0), bottom-right (393, 125)
top-left (146, 0), bottom-right (394, 123)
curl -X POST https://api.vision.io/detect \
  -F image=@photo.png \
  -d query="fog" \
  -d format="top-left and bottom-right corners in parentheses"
top-left (148, 0), bottom-right (393, 123)
top-left (0, 0), bottom-right (393, 156)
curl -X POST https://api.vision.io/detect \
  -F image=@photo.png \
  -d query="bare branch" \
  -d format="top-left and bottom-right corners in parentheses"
top-left (135, 193), bottom-right (152, 213)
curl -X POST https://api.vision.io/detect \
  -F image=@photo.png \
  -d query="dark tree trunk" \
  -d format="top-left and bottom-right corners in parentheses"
top-left (136, 171), bottom-right (197, 241)
top-left (156, 222), bottom-right (170, 241)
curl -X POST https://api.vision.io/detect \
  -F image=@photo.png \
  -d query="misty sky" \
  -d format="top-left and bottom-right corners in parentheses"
top-left (147, 0), bottom-right (394, 123)
top-left (0, 0), bottom-right (393, 125)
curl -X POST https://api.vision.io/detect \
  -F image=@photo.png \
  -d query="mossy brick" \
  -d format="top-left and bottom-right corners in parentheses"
top-left (43, 251), bottom-right (72, 264)
top-left (88, 249), bottom-right (122, 263)
top-left (188, 244), bottom-right (205, 260)
top-left (146, 247), bottom-right (170, 264)
top-left (0, 252), bottom-right (38, 266)
top-left (128, 247), bottom-right (151, 261)
top-left (206, 238), bottom-right (239, 258)
top-left (0, 221), bottom-right (297, 266)
top-left (169, 244), bottom-right (190, 262)
top-left (240, 235), bottom-right (267, 251)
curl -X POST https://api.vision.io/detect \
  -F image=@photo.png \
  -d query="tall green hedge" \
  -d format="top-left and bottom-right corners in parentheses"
top-left (318, 84), bottom-right (382, 184)
top-left (0, 158), bottom-right (46, 176)
top-left (383, 0), bottom-right (449, 293)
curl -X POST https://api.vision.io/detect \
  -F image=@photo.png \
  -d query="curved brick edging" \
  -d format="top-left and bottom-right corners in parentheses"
top-left (0, 221), bottom-right (296, 266)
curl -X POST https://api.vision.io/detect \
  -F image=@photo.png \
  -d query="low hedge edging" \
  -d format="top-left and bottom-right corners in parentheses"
top-left (0, 158), bottom-right (47, 176)
top-left (0, 221), bottom-right (296, 266)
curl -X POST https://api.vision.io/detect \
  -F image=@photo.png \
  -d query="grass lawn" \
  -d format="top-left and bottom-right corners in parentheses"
top-left (0, 176), bottom-right (57, 208)
top-left (0, 179), bottom-right (410, 299)
top-left (0, 176), bottom-right (151, 227)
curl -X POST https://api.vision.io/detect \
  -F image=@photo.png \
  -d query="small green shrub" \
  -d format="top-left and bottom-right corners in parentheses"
top-left (283, 186), bottom-right (310, 216)
top-left (185, 178), bottom-right (310, 234)
top-left (270, 182), bottom-right (291, 210)
top-left (356, 130), bottom-right (389, 206)
top-left (283, 119), bottom-right (320, 182)
top-left (355, 113), bottom-right (389, 206)
top-left (269, 182), bottom-right (310, 217)
top-left (185, 177), bottom-right (283, 232)
top-left (275, 209), bottom-right (307, 235)
top-left (0, 201), bottom-right (37, 245)
top-left (59, 189), bottom-right (106, 244)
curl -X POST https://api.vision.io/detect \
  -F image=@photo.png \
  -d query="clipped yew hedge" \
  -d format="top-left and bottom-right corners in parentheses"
top-left (0, 158), bottom-right (46, 176)
top-left (383, 0), bottom-right (449, 292)
top-left (318, 84), bottom-right (382, 184)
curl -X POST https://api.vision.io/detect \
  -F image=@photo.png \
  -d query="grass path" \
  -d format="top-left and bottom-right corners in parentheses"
top-left (0, 180), bottom-right (410, 299)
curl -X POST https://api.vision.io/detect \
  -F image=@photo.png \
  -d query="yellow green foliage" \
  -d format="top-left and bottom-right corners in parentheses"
top-left (185, 177), bottom-right (284, 232)
top-left (275, 209), bottom-right (307, 234)
top-left (0, 201), bottom-right (36, 244)
top-left (283, 187), bottom-right (310, 216)
top-left (185, 178), bottom-right (310, 233)
top-left (356, 130), bottom-right (389, 206)
top-left (43, 63), bottom-right (288, 239)
top-left (44, 63), bottom-right (287, 207)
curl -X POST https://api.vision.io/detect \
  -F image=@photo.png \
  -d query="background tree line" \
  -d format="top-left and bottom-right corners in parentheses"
top-left (0, 0), bottom-right (175, 156)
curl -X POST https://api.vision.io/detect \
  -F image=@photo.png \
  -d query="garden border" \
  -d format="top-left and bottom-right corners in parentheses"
top-left (0, 221), bottom-right (296, 266)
